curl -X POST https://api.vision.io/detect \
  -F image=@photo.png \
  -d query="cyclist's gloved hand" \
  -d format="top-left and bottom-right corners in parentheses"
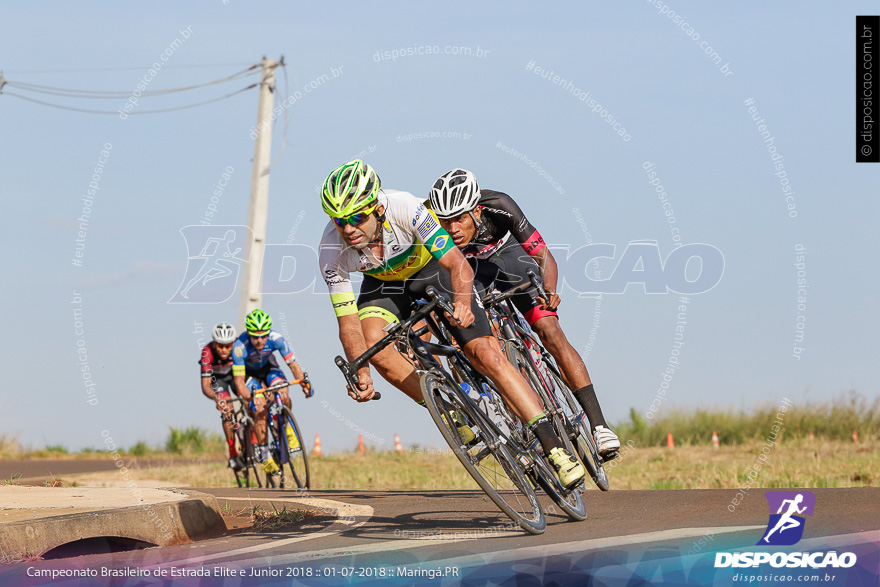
top-left (302, 382), bottom-right (313, 399)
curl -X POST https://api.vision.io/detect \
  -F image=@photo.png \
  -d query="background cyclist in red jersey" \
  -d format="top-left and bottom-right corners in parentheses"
top-left (199, 322), bottom-right (242, 470)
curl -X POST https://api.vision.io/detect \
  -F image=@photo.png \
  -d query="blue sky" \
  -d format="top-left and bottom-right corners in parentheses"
top-left (2, 1), bottom-right (877, 452)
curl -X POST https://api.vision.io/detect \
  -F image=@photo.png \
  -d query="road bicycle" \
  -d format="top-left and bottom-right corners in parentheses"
top-left (335, 287), bottom-right (561, 534)
top-left (225, 396), bottom-right (266, 489)
top-left (250, 377), bottom-right (312, 490)
top-left (481, 270), bottom-right (611, 492)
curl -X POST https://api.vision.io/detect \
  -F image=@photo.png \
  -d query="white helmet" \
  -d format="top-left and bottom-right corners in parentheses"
top-left (429, 169), bottom-right (481, 219)
top-left (212, 322), bottom-right (237, 344)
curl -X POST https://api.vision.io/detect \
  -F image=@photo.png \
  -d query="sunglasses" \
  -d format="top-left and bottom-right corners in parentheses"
top-left (248, 333), bottom-right (269, 340)
top-left (333, 205), bottom-right (377, 228)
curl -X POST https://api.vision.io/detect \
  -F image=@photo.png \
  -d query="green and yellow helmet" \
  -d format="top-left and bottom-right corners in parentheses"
top-left (244, 308), bottom-right (272, 333)
top-left (321, 160), bottom-right (381, 218)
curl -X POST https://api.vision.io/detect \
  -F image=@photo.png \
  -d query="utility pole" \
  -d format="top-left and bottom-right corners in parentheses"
top-left (238, 56), bottom-right (278, 331)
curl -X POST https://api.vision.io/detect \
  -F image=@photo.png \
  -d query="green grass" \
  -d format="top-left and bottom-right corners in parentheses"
top-left (615, 391), bottom-right (879, 447)
top-left (164, 426), bottom-right (225, 456)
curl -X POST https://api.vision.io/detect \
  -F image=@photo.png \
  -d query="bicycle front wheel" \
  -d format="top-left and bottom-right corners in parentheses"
top-left (279, 406), bottom-right (310, 490)
top-left (238, 423), bottom-right (265, 489)
top-left (420, 372), bottom-right (545, 535)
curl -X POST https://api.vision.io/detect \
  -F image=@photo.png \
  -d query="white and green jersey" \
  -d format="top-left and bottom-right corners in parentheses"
top-left (318, 189), bottom-right (455, 317)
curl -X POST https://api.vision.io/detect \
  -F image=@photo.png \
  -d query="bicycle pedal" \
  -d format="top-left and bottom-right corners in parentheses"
top-left (601, 450), bottom-right (620, 463)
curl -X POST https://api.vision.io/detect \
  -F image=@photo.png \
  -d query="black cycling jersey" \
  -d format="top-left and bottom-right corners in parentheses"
top-left (458, 190), bottom-right (545, 260)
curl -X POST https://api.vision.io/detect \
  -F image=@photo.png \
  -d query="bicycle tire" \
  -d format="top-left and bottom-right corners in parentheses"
top-left (545, 365), bottom-right (610, 491)
top-left (420, 372), bottom-right (546, 535)
top-left (279, 406), bottom-right (310, 489)
top-left (505, 343), bottom-right (587, 520)
top-left (239, 422), bottom-right (265, 489)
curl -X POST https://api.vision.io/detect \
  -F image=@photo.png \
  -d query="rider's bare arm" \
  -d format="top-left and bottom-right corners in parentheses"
top-left (532, 247), bottom-right (559, 293)
top-left (337, 312), bottom-right (376, 399)
top-left (437, 247), bottom-right (475, 327)
top-left (532, 247), bottom-right (561, 310)
top-left (201, 377), bottom-right (217, 400)
top-left (234, 374), bottom-right (251, 400)
top-left (338, 312), bottom-right (371, 377)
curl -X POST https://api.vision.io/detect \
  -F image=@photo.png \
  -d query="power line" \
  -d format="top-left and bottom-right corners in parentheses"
top-left (2, 84), bottom-right (257, 115)
top-left (4, 65), bottom-right (259, 99)
top-left (4, 63), bottom-right (258, 74)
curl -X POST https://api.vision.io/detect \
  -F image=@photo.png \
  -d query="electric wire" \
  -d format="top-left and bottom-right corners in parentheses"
top-left (2, 84), bottom-right (257, 115)
top-left (4, 65), bottom-right (259, 99)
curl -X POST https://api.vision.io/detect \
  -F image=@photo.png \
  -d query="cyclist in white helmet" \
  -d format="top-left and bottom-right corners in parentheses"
top-left (430, 168), bottom-right (621, 458)
top-left (199, 322), bottom-right (242, 470)
top-left (318, 160), bottom-right (586, 489)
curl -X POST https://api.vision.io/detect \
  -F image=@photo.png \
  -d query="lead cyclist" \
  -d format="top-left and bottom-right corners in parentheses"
top-left (429, 169), bottom-right (620, 458)
top-left (317, 160), bottom-right (586, 488)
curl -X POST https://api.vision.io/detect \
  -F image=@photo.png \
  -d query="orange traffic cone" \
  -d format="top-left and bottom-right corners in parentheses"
top-left (712, 431), bottom-right (719, 449)
top-left (394, 433), bottom-right (403, 454)
top-left (853, 430), bottom-right (859, 444)
top-left (357, 433), bottom-right (366, 454)
top-left (666, 432), bottom-right (675, 448)
top-left (313, 433), bottom-right (323, 457)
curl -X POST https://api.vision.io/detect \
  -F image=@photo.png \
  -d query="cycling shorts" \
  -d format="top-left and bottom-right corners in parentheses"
top-left (357, 257), bottom-right (492, 346)
top-left (210, 373), bottom-right (236, 399)
top-left (245, 355), bottom-right (286, 396)
top-left (472, 238), bottom-right (558, 326)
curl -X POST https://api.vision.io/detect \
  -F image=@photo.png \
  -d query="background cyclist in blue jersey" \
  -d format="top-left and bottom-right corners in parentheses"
top-left (232, 308), bottom-right (312, 474)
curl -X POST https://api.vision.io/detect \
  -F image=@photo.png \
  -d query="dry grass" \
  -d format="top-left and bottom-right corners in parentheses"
top-left (37, 439), bottom-right (874, 492)
top-left (605, 438), bottom-right (878, 490)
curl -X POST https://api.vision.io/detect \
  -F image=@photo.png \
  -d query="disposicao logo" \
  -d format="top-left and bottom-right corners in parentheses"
top-left (715, 491), bottom-right (857, 569)
top-left (760, 490), bottom-right (815, 546)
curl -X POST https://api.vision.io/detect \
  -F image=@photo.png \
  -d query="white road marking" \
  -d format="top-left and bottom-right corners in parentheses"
top-left (214, 525), bottom-right (765, 570)
top-left (399, 526), bottom-right (767, 570)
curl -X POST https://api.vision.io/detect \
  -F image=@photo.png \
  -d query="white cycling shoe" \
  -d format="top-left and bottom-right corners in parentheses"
top-left (594, 425), bottom-right (621, 459)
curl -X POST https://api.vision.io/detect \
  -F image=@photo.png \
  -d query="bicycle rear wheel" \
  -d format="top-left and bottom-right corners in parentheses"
top-left (278, 406), bottom-right (310, 489)
top-left (420, 372), bottom-right (545, 535)
top-left (505, 343), bottom-right (587, 519)
top-left (545, 365), bottom-right (610, 491)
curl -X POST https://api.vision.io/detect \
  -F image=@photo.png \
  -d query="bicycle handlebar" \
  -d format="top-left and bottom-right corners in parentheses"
top-left (335, 287), bottom-right (455, 401)
top-left (480, 270), bottom-right (551, 308)
top-left (251, 374), bottom-right (310, 396)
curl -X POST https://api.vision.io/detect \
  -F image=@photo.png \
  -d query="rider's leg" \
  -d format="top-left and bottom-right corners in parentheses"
top-left (267, 371), bottom-right (292, 410)
top-left (215, 391), bottom-right (237, 457)
top-left (360, 314), bottom-right (423, 401)
top-left (465, 334), bottom-right (585, 487)
top-left (245, 377), bottom-right (269, 446)
top-left (357, 301), bottom-right (424, 402)
top-left (531, 315), bottom-right (607, 427)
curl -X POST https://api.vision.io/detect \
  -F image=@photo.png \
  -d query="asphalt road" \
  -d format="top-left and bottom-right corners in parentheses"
top-left (0, 459), bottom-right (199, 484)
top-left (3, 485), bottom-right (878, 585)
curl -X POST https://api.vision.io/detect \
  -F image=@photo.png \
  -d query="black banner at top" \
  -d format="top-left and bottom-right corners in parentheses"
top-left (857, 16), bottom-right (879, 162)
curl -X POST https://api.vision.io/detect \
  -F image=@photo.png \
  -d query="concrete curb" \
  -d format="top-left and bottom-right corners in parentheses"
top-left (0, 489), bottom-right (225, 559)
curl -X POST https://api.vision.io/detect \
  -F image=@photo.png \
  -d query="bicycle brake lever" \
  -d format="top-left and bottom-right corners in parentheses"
top-left (527, 270), bottom-right (549, 301)
top-left (426, 286), bottom-right (456, 317)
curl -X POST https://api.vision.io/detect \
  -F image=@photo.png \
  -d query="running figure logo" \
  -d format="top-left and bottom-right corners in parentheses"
top-left (169, 225), bottom-right (253, 303)
top-left (758, 490), bottom-right (816, 546)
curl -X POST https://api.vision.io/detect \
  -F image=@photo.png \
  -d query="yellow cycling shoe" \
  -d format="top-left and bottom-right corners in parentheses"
top-left (548, 447), bottom-right (585, 489)
top-left (261, 457), bottom-right (280, 475)
top-left (442, 410), bottom-right (476, 445)
top-left (285, 426), bottom-right (300, 452)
